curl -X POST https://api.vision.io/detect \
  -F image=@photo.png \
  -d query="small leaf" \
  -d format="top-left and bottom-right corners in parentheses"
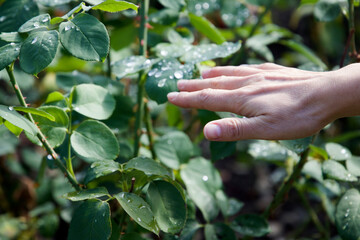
top-left (71, 120), bottom-right (119, 162)
top-left (64, 187), bottom-right (110, 201)
top-left (159, 0), bottom-right (185, 10)
top-left (221, 0), bottom-right (249, 28)
top-left (19, 30), bottom-right (59, 75)
top-left (322, 160), bottom-right (357, 182)
top-left (188, 13), bottom-right (225, 44)
top-left (125, 156), bottom-right (171, 178)
top-left (84, 160), bottom-right (121, 184)
top-left (335, 189), bottom-right (360, 239)
top-left (115, 192), bottom-right (160, 235)
top-left (72, 84), bottom-right (116, 120)
top-left (0, 43), bottom-right (21, 71)
top-left (325, 142), bottom-right (352, 161)
top-left (68, 199), bottom-right (111, 240)
top-left (279, 137), bottom-right (313, 154)
top-left (248, 140), bottom-right (288, 161)
top-left (18, 14), bottom-right (51, 33)
top-left (231, 214), bottom-right (270, 237)
top-left (302, 160), bottom-right (323, 182)
top-left (37, 0), bottom-right (72, 6)
top-left (179, 220), bottom-right (202, 240)
top-left (92, 0), bottom-right (139, 13)
top-left (314, 0), bottom-right (341, 22)
top-left (14, 106), bottom-right (55, 121)
top-left (4, 120), bottom-right (23, 136)
top-left (205, 223), bottom-right (237, 240)
top-left (210, 141), bottom-right (236, 161)
top-left (346, 156), bottom-right (360, 177)
top-left (0, 105), bottom-right (38, 136)
top-left (146, 181), bottom-right (186, 233)
top-left (59, 13), bottom-right (109, 61)
top-left (112, 56), bottom-right (153, 79)
top-left (45, 91), bottom-right (65, 104)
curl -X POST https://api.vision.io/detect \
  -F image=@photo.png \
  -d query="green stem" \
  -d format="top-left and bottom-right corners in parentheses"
top-left (66, 110), bottom-right (75, 178)
top-left (133, 0), bottom-right (149, 157)
top-left (348, 0), bottom-right (357, 56)
top-left (263, 136), bottom-right (316, 218)
top-left (6, 64), bottom-right (80, 191)
top-left (144, 102), bottom-right (156, 159)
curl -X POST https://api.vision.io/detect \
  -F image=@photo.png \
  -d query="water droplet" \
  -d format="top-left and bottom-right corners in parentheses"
top-left (140, 206), bottom-right (146, 209)
top-left (349, 202), bottom-right (353, 205)
top-left (74, 107), bottom-right (80, 111)
top-left (343, 223), bottom-right (349, 230)
top-left (94, 219), bottom-right (97, 223)
top-left (0, 16), bottom-right (6, 22)
top-left (15, 47), bottom-right (20, 51)
top-left (65, 25), bottom-right (71, 31)
top-left (33, 22), bottom-right (40, 28)
top-left (102, 213), bottom-right (106, 217)
top-left (137, 218), bottom-right (142, 222)
top-left (75, 27), bottom-right (80, 31)
top-left (10, 42), bottom-right (15, 46)
top-left (174, 71), bottom-right (183, 79)
top-left (202, 2), bottom-right (210, 9)
top-left (148, 69), bottom-right (157, 77)
top-left (120, 192), bottom-right (125, 198)
top-left (47, 154), bottom-right (53, 160)
top-left (155, 71), bottom-right (162, 78)
top-left (157, 78), bottom-right (167, 87)
top-left (202, 175), bottom-right (209, 181)
top-left (8, 106), bottom-right (14, 111)
top-left (160, 50), bottom-right (168, 56)
top-left (42, 18), bottom-right (49, 23)
top-left (31, 37), bottom-right (38, 44)
top-left (127, 199), bottom-right (131, 203)
top-left (24, 4), bottom-right (30, 11)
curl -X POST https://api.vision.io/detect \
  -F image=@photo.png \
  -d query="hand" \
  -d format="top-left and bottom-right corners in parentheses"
top-left (167, 63), bottom-right (356, 141)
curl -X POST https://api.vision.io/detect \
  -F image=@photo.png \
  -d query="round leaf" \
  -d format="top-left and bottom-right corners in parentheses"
top-left (322, 160), bottom-right (357, 182)
top-left (18, 14), bottom-right (51, 33)
top-left (72, 84), bottom-right (116, 120)
top-left (84, 160), bottom-right (121, 184)
top-left (115, 192), bottom-right (159, 235)
top-left (125, 156), bottom-right (171, 178)
top-left (91, 0), bottom-right (139, 13)
top-left (59, 13), bottom-right (109, 61)
top-left (346, 156), bottom-right (360, 177)
top-left (335, 189), bottom-right (360, 239)
top-left (0, 43), bottom-right (21, 71)
top-left (146, 181), bottom-right (186, 233)
top-left (314, 0), bottom-right (341, 22)
top-left (231, 214), bottom-right (270, 237)
top-left (19, 30), bottom-right (59, 75)
top-left (325, 142), bottom-right (352, 161)
top-left (71, 120), bottom-right (119, 162)
top-left (68, 199), bottom-right (111, 240)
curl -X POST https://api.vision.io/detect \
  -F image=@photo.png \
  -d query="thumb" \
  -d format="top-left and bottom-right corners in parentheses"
top-left (204, 117), bottom-right (264, 141)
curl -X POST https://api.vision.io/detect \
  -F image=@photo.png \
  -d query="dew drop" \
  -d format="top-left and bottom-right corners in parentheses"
top-left (94, 219), bottom-right (97, 223)
top-left (157, 78), bottom-right (167, 87)
top-left (202, 175), bottom-right (209, 181)
top-left (10, 42), bottom-right (15, 46)
top-left (47, 154), bottom-right (53, 160)
top-left (174, 71), bottom-right (183, 79)
top-left (74, 107), bottom-right (80, 111)
top-left (155, 71), bottom-right (162, 78)
top-left (8, 106), bottom-right (14, 111)
top-left (102, 213), bottom-right (106, 217)
top-left (137, 218), bottom-right (142, 222)
top-left (0, 16), bottom-right (6, 22)
top-left (160, 50), bottom-right (168, 56)
top-left (33, 22), bottom-right (40, 28)
top-left (42, 18), bottom-right (49, 23)
top-left (31, 37), bottom-right (38, 44)
top-left (140, 206), bottom-right (146, 209)
top-left (15, 47), bottom-right (20, 51)
top-left (65, 25), bottom-right (71, 31)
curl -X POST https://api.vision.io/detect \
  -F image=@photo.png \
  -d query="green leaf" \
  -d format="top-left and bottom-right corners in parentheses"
top-left (279, 40), bottom-right (328, 70)
top-left (314, 0), bottom-right (341, 22)
top-left (226, 198), bottom-right (244, 217)
top-left (246, 0), bottom-right (272, 6)
top-left (0, 125), bottom-right (19, 155)
top-left (14, 106), bottom-right (55, 121)
top-left (125, 156), bottom-right (171, 178)
top-left (37, 0), bottom-right (72, 6)
top-left (71, 120), bottom-right (119, 162)
top-left (115, 192), bottom-right (160, 235)
top-left (231, 214), bottom-right (270, 237)
top-left (32, 106), bottom-right (68, 148)
top-left (221, 0), bottom-right (249, 28)
top-left (187, 0), bottom-right (220, 15)
top-left (302, 160), bottom-right (323, 182)
top-left (0, 32), bottom-right (23, 43)
top-left (0, 105), bottom-right (38, 136)
top-left (322, 160), bottom-right (357, 182)
top-left (149, 9), bottom-right (179, 25)
top-left (205, 223), bottom-right (237, 240)
top-left (112, 56), bottom-right (152, 79)
top-left (188, 13), bottom-right (225, 44)
top-left (18, 14), bottom-right (51, 33)
top-left (64, 187), bottom-right (110, 201)
top-left (181, 42), bottom-right (241, 63)
top-left (159, 0), bottom-right (185, 10)
top-left (346, 156), bottom-right (360, 177)
top-left (335, 189), bottom-right (360, 239)
top-left (248, 140), bottom-right (288, 161)
top-left (145, 59), bottom-right (194, 104)
top-left (180, 157), bottom-right (222, 222)
top-left (146, 181), bottom-right (186, 233)
top-left (154, 140), bottom-right (180, 169)
top-left (210, 141), bottom-right (236, 161)
top-left (59, 13), bottom-right (110, 61)
top-left (19, 30), bottom-right (59, 75)
top-left (45, 91), bottom-right (65, 104)
top-left (56, 71), bottom-right (92, 91)
top-left (325, 142), bottom-right (352, 161)
top-left (72, 84), bottom-right (116, 120)
top-left (68, 199), bottom-right (111, 240)
top-left (84, 160), bottom-right (121, 184)
top-left (92, 0), bottom-right (139, 13)
top-left (0, 43), bottom-right (21, 71)
top-left (279, 137), bottom-right (313, 154)
top-left (4, 120), bottom-right (23, 136)
top-left (0, 0), bottom-right (39, 33)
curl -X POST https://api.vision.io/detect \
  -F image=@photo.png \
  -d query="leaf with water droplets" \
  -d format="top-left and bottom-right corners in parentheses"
top-left (145, 58), bottom-right (194, 104)
top-left (187, 0), bottom-right (220, 16)
top-left (302, 160), bottom-right (323, 182)
top-left (84, 160), bottom-right (121, 184)
top-left (19, 30), bottom-right (59, 75)
top-left (0, 104), bottom-right (38, 136)
top-left (115, 192), bottom-right (160, 235)
top-left (71, 120), bottom-right (119, 163)
top-left (146, 180), bottom-right (186, 233)
top-left (335, 189), bottom-right (360, 240)
top-left (346, 156), bottom-right (360, 177)
top-left (18, 14), bottom-right (50, 33)
top-left (64, 187), bottom-right (110, 201)
top-left (248, 140), bottom-right (288, 161)
top-left (59, 13), bottom-right (109, 61)
top-left (180, 157), bottom-right (222, 222)
top-left (125, 156), bottom-right (171, 178)
top-left (0, 32), bottom-right (23, 43)
top-left (322, 160), bottom-right (357, 182)
top-left (279, 137), bottom-right (313, 154)
top-left (231, 214), bottom-right (270, 237)
top-left (221, 0), bottom-right (249, 28)
top-left (91, 0), bottom-right (139, 13)
top-left (112, 56), bottom-right (153, 79)
top-left (325, 142), bottom-right (352, 161)
top-left (68, 199), bottom-right (111, 240)
top-left (0, 43), bottom-right (21, 71)
top-left (37, 0), bottom-right (72, 6)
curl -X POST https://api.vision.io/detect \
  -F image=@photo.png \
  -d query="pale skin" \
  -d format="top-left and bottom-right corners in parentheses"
top-left (167, 63), bottom-right (360, 141)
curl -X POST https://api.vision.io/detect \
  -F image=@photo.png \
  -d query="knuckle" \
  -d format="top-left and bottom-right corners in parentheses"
top-left (225, 119), bottom-right (243, 138)
top-left (197, 88), bottom-right (213, 105)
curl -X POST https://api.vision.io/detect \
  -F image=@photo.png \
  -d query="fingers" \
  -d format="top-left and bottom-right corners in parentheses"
top-left (204, 117), bottom-right (265, 141)
top-left (167, 89), bottom-right (242, 113)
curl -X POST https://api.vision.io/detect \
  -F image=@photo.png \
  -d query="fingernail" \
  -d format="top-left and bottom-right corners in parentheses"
top-left (204, 124), bottom-right (221, 139)
top-left (177, 80), bottom-right (185, 90)
top-left (167, 92), bottom-right (179, 101)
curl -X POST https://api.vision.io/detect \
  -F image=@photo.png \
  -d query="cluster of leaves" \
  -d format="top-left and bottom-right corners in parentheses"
top-left (1, 0), bottom-right (360, 240)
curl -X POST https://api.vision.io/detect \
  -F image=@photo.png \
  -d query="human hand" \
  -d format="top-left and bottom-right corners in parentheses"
top-left (167, 63), bottom-right (350, 141)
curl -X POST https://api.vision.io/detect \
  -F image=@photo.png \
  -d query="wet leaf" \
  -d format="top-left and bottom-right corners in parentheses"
top-left (125, 156), bottom-right (171, 178)
top-left (346, 156), bottom-right (360, 177)
top-left (322, 160), bottom-right (357, 182)
top-left (0, 43), bottom-right (21, 71)
top-left (112, 56), bottom-right (153, 79)
top-left (187, 0), bottom-right (220, 15)
top-left (37, 0), bottom-right (72, 6)
top-left (221, 0), bottom-right (249, 28)
top-left (64, 187), bottom-right (110, 201)
top-left (231, 214), bottom-right (270, 237)
top-left (92, 0), bottom-right (139, 13)
top-left (314, 0), bottom-right (341, 22)
top-left (84, 160), bottom-right (121, 184)
top-left (302, 160), bottom-right (323, 182)
top-left (18, 14), bottom-right (51, 33)
top-left (279, 137), bottom-right (313, 154)
top-left (248, 140), bottom-right (288, 161)
top-left (325, 142), bottom-right (352, 161)
top-left (0, 105), bottom-right (38, 136)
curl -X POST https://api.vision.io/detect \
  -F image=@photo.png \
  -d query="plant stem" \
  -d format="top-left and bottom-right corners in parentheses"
top-left (6, 64), bottom-right (80, 191)
top-left (144, 102), bottom-right (156, 159)
top-left (133, 0), bottom-right (149, 157)
top-left (263, 136), bottom-right (315, 218)
top-left (348, 0), bottom-right (357, 57)
top-left (66, 111), bottom-right (76, 178)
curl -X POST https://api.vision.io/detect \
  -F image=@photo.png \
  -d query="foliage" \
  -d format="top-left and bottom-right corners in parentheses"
top-left (1, 0), bottom-right (360, 239)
